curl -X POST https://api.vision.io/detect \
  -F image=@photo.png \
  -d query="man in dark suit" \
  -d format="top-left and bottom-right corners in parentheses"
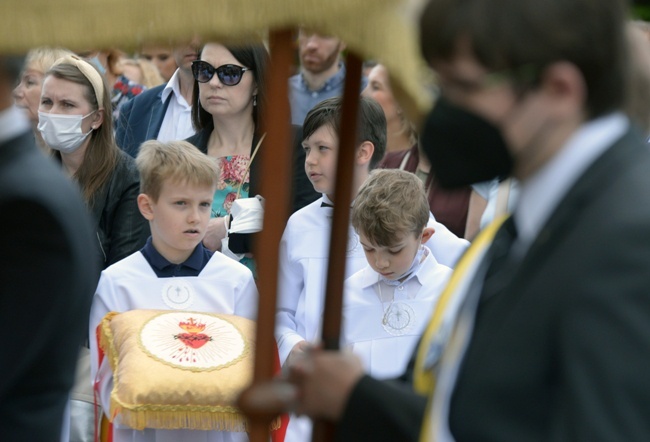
top-left (0, 55), bottom-right (100, 440)
top-left (419, 0), bottom-right (650, 440)
top-left (116, 37), bottom-right (200, 157)
top-left (287, 0), bottom-right (650, 441)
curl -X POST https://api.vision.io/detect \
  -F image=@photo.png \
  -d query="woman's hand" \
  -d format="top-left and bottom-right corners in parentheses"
top-left (202, 216), bottom-right (228, 251)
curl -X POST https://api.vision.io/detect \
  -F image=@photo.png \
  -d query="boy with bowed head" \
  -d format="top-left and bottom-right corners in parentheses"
top-left (275, 96), bottom-right (468, 441)
top-left (89, 140), bottom-right (257, 442)
top-left (341, 169), bottom-right (453, 380)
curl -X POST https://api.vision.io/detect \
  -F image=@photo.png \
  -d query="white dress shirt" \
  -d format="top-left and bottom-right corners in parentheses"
top-left (157, 69), bottom-right (195, 143)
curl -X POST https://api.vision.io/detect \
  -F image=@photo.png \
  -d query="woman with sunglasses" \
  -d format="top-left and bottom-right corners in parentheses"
top-left (187, 41), bottom-right (318, 271)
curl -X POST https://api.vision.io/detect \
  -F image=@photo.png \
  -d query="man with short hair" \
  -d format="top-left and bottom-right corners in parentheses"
top-left (289, 30), bottom-right (366, 125)
top-left (419, 0), bottom-right (650, 440)
top-left (116, 37), bottom-right (200, 157)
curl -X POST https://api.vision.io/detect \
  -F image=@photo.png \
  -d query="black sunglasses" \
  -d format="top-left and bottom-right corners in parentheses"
top-left (191, 60), bottom-right (252, 86)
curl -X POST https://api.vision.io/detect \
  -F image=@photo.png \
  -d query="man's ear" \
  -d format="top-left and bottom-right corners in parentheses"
top-left (421, 226), bottom-right (435, 244)
top-left (356, 141), bottom-right (374, 166)
top-left (91, 108), bottom-right (105, 130)
top-left (137, 193), bottom-right (155, 220)
top-left (538, 61), bottom-right (586, 118)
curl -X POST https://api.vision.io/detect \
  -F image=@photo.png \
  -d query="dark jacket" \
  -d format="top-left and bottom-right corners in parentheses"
top-left (89, 150), bottom-right (149, 268)
top-left (449, 127), bottom-right (650, 441)
top-left (115, 84), bottom-right (170, 157)
top-left (0, 130), bottom-right (100, 440)
top-left (338, 128), bottom-right (650, 442)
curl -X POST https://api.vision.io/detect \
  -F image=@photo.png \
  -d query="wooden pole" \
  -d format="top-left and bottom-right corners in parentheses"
top-left (311, 52), bottom-right (364, 442)
top-left (243, 28), bottom-right (294, 442)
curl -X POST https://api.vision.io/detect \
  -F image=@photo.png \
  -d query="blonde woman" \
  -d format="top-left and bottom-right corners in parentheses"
top-left (13, 46), bottom-right (74, 151)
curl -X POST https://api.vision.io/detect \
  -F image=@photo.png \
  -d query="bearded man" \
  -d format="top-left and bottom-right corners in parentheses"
top-left (289, 29), bottom-right (366, 125)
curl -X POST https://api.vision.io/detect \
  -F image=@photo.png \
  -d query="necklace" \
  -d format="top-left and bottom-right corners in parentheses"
top-left (377, 277), bottom-right (415, 336)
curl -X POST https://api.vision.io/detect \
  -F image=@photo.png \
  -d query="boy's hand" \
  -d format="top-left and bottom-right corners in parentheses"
top-left (287, 348), bottom-right (365, 421)
top-left (284, 340), bottom-right (311, 370)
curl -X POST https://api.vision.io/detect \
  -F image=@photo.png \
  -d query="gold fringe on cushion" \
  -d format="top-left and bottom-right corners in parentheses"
top-left (99, 311), bottom-right (121, 373)
top-left (108, 401), bottom-right (282, 432)
top-left (112, 403), bottom-right (249, 432)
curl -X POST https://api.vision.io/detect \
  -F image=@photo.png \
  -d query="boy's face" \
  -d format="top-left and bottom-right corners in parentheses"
top-left (139, 179), bottom-right (214, 264)
top-left (359, 230), bottom-right (425, 281)
top-left (303, 124), bottom-right (339, 197)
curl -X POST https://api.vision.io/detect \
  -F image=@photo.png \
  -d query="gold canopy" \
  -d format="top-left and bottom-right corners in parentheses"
top-left (0, 0), bottom-right (433, 122)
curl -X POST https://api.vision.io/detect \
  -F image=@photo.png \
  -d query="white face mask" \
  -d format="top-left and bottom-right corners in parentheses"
top-left (37, 110), bottom-right (96, 154)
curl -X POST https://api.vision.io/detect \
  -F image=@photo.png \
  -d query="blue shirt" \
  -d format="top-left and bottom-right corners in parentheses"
top-left (140, 237), bottom-right (213, 277)
top-left (289, 63), bottom-right (368, 125)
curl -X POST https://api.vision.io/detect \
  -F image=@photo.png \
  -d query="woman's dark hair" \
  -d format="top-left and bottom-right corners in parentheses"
top-left (191, 42), bottom-right (269, 135)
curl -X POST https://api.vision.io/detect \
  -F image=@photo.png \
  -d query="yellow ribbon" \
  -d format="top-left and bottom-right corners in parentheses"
top-left (415, 215), bottom-right (508, 442)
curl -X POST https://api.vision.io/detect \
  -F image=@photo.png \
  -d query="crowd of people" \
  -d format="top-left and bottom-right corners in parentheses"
top-left (3, 0), bottom-right (650, 441)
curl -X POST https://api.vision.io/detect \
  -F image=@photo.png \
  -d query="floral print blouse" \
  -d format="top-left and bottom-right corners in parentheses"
top-left (211, 154), bottom-right (251, 218)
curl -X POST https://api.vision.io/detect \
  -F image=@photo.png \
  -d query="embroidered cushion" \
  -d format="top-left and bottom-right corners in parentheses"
top-left (99, 309), bottom-right (255, 431)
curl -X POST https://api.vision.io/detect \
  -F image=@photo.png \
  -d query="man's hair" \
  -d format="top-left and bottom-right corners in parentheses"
top-left (136, 140), bottom-right (219, 202)
top-left (302, 96), bottom-right (387, 169)
top-left (625, 22), bottom-right (650, 133)
top-left (419, 0), bottom-right (629, 119)
top-left (351, 169), bottom-right (429, 247)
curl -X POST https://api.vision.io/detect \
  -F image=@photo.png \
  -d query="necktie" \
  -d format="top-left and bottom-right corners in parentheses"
top-left (320, 201), bottom-right (334, 208)
top-left (480, 216), bottom-right (518, 301)
top-left (428, 216), bottom-right (518, 442)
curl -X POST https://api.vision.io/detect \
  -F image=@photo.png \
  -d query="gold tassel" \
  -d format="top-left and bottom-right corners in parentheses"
top-left (115, 406), bottom-right (250, 432)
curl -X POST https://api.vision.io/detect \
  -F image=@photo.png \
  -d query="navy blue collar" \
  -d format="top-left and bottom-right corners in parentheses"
top-left (140, 237), bottom-right (213, 277)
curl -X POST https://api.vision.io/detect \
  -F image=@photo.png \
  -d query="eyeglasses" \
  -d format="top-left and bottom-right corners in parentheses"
top-left (191, 60), bottom-right (252, 86)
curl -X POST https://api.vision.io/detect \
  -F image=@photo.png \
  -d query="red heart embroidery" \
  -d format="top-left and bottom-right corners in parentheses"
top-left (175, 333), bottom-right (211, 349)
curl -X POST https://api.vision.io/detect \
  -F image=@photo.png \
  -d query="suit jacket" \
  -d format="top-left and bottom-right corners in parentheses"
top-left (337, 356), bottom-right (427, 442)
top-left (337, 127), bottom-right (650, 442)
top-left (449, 127), bottom-right (650, 441)
top-left (0, 131), bottom-right (101, 440)
top-left (115, 84), bottom-right (170, 157)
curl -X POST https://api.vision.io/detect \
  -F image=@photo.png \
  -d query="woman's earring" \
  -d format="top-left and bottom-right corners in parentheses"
top-left (253, 95), bottom-right (257, 107)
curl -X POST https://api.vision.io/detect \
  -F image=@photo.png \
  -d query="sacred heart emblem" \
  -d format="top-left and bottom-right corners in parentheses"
top-left (176, 332), bottom-right (211, 349)
top-left (174, 318), bottom-right (213, 349)
top-left (140, 312), bottom-right (246, 370)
